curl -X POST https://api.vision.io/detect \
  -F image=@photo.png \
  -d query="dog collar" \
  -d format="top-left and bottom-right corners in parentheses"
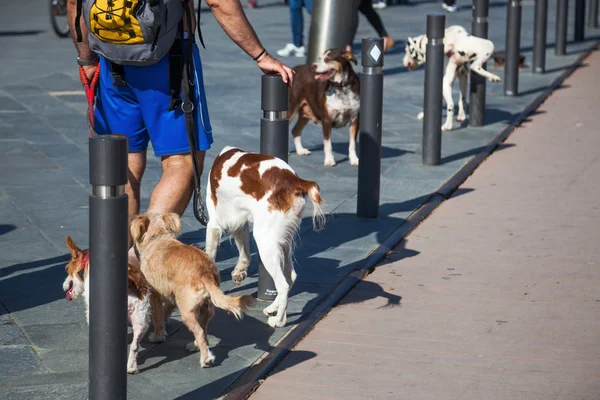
top-left (133, 244), bottom-right (141, 260)
top-left (79, 252), bottom-right (89, 272)
top-left (329, 75), bottom-right (356, 88)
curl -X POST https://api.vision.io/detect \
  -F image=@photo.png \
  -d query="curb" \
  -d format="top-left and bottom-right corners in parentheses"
top-left (220, 42), bottom-right (599, 400)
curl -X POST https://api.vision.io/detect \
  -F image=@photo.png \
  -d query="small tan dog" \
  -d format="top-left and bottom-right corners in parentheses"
top-left (129, 212), bottom-right (255, 367)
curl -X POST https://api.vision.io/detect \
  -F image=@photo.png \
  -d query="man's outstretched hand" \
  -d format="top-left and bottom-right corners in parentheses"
top-left (256, 53), bottom-right (295, 85)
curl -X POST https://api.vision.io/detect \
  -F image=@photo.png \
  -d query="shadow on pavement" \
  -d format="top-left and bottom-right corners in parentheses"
top-left (0, 30), bottom-right (45, 37)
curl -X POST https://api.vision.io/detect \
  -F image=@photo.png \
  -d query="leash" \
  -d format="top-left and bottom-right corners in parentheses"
top-left (78, 64), bottom-right (101, 136)
top-left (181, 1), bottom-right (208, 227)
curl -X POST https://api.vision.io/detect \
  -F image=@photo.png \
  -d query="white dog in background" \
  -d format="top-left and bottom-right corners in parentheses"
top-left (403, 25), bottom-right (501, 131)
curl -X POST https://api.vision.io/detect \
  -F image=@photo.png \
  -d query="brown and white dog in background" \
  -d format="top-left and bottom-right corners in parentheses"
top-left (130, 212), bottom-right (256, 368)
top-left (289, 48), bottom-right (360, 167)
top-left (62, 236), bottom-right (153, 374)
top-left (205, 146), bottom-right (325, 328)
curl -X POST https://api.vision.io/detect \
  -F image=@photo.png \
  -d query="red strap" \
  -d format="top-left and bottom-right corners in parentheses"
top-left (78, 65), bottom-right (101, 137)
top-left (78, 252), bottom-right (89, 272)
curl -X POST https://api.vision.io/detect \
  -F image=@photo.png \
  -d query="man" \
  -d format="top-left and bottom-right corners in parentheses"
top-left (66, 0), bottom-right (294, 265)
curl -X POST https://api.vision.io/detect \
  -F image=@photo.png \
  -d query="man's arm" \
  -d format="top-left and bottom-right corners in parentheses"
top-left (205, 0), bottom-right (294, 84)
top-left (66, 0), bottom-right (96, 61)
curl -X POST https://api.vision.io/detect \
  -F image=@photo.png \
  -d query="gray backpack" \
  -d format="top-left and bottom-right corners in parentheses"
top-left (75, 0), bottom-right (203, 65)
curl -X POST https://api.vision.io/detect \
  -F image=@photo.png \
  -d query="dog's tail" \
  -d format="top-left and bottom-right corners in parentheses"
top-left (205, 280), bottom-right (255, 320)
top-left (296, 179), bottom-right (326, 231)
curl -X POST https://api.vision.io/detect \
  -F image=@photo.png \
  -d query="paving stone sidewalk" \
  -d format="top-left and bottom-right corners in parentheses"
top-left (0, 0), bottom-right (598, 399)
top-left (251, 43), bottom-right (600, 400)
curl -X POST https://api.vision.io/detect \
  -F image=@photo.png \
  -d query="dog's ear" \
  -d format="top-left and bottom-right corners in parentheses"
top-left (65, 235), bottom-right (81, 258)
top-left (343, 50), bottom-right (357, 65)
top-left (130, 215), bottom-right (150, 244)
top-left (162, 213), bottom-right (182, 235)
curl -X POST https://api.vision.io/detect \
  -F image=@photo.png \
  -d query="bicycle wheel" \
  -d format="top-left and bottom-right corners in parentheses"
top-left (50, 0), bottom-right (71, 38)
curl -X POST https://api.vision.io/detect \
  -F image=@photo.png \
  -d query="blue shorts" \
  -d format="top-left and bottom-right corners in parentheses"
top-left (94, 42), bottom-right (213, 157)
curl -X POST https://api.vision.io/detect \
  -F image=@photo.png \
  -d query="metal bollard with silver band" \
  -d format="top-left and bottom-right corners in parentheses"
top-left (258, 74), bottom-right (289, 301)
top-left (504, 0), bottom-right (522, 97)
top-left (555, 0), bottom-right (568, 56)
top-left (589, 0), bottom-right (599, 29)
top-left (89, 134), bottom-right (129, 400)
top-left (307, 0), bottom-right (360, 64)
top-left (574, 0), bottom-right (586, 42)
top-left (357, 38), bottom-right (384, 219)
top-left (422, 15), bottom-right (445, 166)
top-left (533, 0), bottom-right (548, 74)
top-left (470, 0), bottom-right (489, 126)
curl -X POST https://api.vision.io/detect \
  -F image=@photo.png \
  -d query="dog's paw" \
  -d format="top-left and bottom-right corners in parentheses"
top-left (231, 270), bottom-right (248, 286)
top-left (350, 155), bottom-right (359, 166)
top-left (201, 350), bottom-right (216, 368)
top-left (489, 75), bottom-right (501, 83)
top-left (268, 316), bottom-right (286, 328)
top-left (296, 148), bottom-right (311, 156)
top-left (263, 305), bottom-right (278, 317)
top-left (456, 114), bottom-right (467, 122)
top-left (417, 112), bottom-right (424, 120)
top-left (441, 123), bottom-right (453, 132)
top-left (324, 157), bottom-right (337, 167)
top-left (149, 331), bottom-right (166, 343)
top-left (127, 363), bottom-right (139, 374)
top-left (185, 341), bottom-right (198, 352)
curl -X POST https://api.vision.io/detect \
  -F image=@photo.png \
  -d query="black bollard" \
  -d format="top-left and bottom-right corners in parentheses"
top-left (589, 0), bottom-right (598, 28)
top-left (533, 0), bottom-right (548, 73)
top-left (357, 37), bottom-right (384, 218)
top-left (504, 0), bottom-right (522, 96)
top-left (257, 74), bottom-right (289, 301)
top-left (470, 0), bottom-right (489, 126)
top-left (555, 0), bottom-right (568, 56)
top-left (574, 0), bottom-right (586, 42)
top-left (422, 14), bottom-right (445, 166)
top-left (89, 135), bottom-right (129, 400)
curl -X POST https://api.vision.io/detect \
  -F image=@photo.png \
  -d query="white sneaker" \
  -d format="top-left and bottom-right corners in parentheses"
top-left (442, 3), bottom-right (459, 12)
top-left (277, 43), bottom-right (306, 57)
top-left (373, 1), bottom-right (387, 9)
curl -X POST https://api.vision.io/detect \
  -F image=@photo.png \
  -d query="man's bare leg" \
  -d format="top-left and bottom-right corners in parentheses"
top-left (126, 151), bottom-right (147, 265)
top-left (127, 151), bottom-right (206, 265)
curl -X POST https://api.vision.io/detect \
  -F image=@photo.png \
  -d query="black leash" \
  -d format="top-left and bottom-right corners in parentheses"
top-left (181, 0), bottom-right (208, 226)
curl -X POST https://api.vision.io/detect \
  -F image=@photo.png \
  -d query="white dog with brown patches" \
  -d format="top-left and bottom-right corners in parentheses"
top-left (62, 236), bottom-right (153, 374)
top-left (403, 25), bottom-right (501, 131)
top-left (204, 146), bottom-right (326, 328)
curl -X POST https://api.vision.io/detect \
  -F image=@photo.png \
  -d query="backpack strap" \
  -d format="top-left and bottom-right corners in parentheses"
top-left (75, 0), bottom-right (84, 42)
top-left (167, 38), bottom-right (184, 111)
top-left (110, 62), bottom-right (127, 86)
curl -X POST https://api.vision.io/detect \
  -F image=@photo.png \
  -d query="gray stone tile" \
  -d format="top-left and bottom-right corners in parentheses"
top-left (0, 97), bottom-right (26, 111)
top-left (0, 347), bottom-right (48, 377)
top-left (0, 383), bottom-right (87, 400)
top-left (0, 319), bottom-right (29, 346)
top-left (23, 322), bottom-right (87, 350)
top-left (37, 348), bottom-right (88, 374)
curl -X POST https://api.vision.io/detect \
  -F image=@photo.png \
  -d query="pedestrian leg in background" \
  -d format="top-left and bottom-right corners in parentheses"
top-left (350, 0), bottom-right (395, 52)
top-left (442, 0), bottom-right (459, 12)
top-left (277, 0), bottom-right (313, 57)
top-left (373, 0), bottom-right (387, 9)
